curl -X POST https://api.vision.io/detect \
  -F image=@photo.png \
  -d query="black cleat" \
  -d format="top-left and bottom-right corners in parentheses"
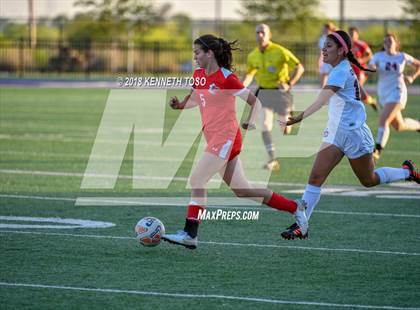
top-left (281, 222), bottom-right (309, 240)
top-left (402, 160), bottom-right (420, 184)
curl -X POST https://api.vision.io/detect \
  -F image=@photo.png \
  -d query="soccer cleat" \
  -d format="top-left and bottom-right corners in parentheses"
top-left (281, 222), bottom-right (309, 240)
top-left (281, 199), bottom-right (309, 240)
top-left (263, 159), bottom-right (280, 171)
top-left (402, 160), bottom-right (420, 184)
top-left (162, 230), bottom-right (198, 249)
top-left (294, 199), bottom-right (308, 235)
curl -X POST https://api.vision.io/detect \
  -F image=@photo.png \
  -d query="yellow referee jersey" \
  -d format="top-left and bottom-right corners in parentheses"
top-left (247, 41), bottom-right (300, 89)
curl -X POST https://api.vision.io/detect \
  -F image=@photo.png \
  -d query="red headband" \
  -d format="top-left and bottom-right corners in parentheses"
top-left (331, 32), bottom-right (349, 54)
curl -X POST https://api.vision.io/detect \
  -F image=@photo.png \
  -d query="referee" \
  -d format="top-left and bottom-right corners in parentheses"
top-left (243, 24), bottom-right (304, 171)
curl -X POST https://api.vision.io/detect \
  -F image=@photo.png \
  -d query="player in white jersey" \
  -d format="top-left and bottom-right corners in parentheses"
top-left (368, 33), bottom-right (420, 160)
top-left (278, 30), bottom-right (420, 240)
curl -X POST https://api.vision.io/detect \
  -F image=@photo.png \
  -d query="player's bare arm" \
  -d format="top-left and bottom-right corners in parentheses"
top-left (288, 63), bottom-right (305, 87)
top-left (238, 88), bottom-right (260, 130)
top-left (285, 87), bottom-right (336, 126)
top-left (242, 71), bottom-right (256, 88)
top-left (360, 47), bottom-right (373, 64)
top-left (169, 89), bottom-right (199, 109)
top-left (405, 58), bottom-right (420, 84)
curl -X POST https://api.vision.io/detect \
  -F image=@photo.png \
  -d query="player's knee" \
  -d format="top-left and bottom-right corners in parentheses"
top-left (262, 122), bottom-right (273, 131)
top-left (359, 177), bottom-right (376, 188)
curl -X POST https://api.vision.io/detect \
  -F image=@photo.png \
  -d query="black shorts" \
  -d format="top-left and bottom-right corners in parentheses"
top-left (255, 87), bottom-right (294, 115)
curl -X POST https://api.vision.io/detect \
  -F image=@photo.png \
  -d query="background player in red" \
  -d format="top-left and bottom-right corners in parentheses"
top-left (349, 27), bottom-right (378, 111)
top-left (162, 34), bottom-right (307, 249)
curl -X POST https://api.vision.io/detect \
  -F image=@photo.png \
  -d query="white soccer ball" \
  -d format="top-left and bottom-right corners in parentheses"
top-left (134, 217), bottom-right (165, 247)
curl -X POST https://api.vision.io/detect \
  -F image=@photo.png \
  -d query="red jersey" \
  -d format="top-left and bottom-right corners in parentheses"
top-left (351, 40), bottom-right (371, 76)
top-left (192, 67), bottom-right (246, 140)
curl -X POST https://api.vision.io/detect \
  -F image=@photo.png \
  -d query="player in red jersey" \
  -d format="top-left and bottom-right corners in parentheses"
top-left (162, 34), bottom-right (308, 249)
top-left (349, 27), bottom-right (378, 111)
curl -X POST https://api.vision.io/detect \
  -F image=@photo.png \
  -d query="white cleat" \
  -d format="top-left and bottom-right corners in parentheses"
top-left (162, 230), bottom-right (198, 250)
top-left (293, 199), bottom-right (308, 236)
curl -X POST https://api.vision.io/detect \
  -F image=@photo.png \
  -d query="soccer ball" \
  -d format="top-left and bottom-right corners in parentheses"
top-left (134, 217), bottom-right (165, 247)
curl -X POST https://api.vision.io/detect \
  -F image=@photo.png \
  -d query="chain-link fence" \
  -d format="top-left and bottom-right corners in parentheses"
top-left (1, 38), bottom-right (418, 82)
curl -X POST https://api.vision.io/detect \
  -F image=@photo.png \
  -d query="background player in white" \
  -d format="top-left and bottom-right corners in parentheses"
top-left (318, 22), bottom-right (336, 87)
top-left (368, 33), bottom-right (420, 160)
top-left (279, 30), bottom-right (420, 240)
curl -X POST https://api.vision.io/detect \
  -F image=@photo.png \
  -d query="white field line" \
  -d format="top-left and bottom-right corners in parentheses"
top-left (1, 148), bottom-right (419, 160)
top-left (0, 216), bottom-right (115, 229)
top-left (1, 194), bottom-right (420, 219)
top-left (0, 168), bottom-right (418, 190)
top-left (0, 230), bottom-right (419, 257)
top-left (0, 282), bottom-right (419, 310)
top-left (0, 150), bottom-right (193, 163)
top-left (377, 195), bottom-right (420, 200)
top-left (1, 134), bottom-right (419, 157)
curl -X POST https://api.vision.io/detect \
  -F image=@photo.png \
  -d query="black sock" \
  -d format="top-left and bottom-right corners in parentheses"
top-left (183, 219), bottom-right (199, 238)
top-left (262, 131), bottom-right (275, 161)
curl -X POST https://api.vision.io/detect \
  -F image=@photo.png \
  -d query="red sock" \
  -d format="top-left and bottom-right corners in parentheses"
top-left (266, 192), bottom-right (297, 214)
top-left (186, 204), bottom-right (205, 222)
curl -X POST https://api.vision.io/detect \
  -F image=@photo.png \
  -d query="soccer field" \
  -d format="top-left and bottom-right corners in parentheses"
top-left (0, 87), bottom-right (419, 309)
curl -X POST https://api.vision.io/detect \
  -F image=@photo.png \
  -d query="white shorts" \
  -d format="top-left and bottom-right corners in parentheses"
top-left (378, 84), bottom-right (407, 109)
top-left (320, 62), bottom-right (333, 75)
top-left (323, 123), bottom-right (374, 159)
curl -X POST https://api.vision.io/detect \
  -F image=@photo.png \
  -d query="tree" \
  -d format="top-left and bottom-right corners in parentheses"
top-left (73, 0), bottom-right (172, 40)
top-left (400, 0), bottom-right (420, 38)
top-left (400, 0), bottom-right (420, 17)
top-left (239, 0), bottom-right (320, 32)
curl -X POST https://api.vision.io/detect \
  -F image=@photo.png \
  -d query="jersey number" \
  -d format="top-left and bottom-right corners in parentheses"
top-left (385, 62), bottom-right (398, 71)
top-left (199, 93), bottom-right (206, 107)
top-left (353, 80), bottom-right (361, 101)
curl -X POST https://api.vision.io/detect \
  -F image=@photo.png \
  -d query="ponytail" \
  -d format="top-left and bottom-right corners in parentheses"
top-left (328, 30), bottom-right (375, 73)
top-left (347, 50), bottom-right (375, 73)
top-left (194, 35), bottom-right (239, 71)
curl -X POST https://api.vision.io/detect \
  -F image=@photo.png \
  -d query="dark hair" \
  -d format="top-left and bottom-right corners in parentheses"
top-left (327, 30), bottom-right (375, 73)
top-left (348, 26), bottom-right (359, 34)
top-left (194, 34), bottom-right (239, 71)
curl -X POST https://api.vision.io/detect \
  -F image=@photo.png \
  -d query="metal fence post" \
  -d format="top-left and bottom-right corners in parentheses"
top-left (154, 41), bottom-right (160, 74)
top-left (19, 37), bottom-right (24, 78)
top-left (84, 38), bottom-right (91, 80)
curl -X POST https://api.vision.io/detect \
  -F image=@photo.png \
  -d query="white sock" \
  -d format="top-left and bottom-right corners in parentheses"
top-left (375, 167), bottom-right (409, 184)
top-left (403, 118), bottom-right (420, 131)
top-left (376, 126), bottom-right (390, 148)
top-left (302, 184), bottom-right (322, 220)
